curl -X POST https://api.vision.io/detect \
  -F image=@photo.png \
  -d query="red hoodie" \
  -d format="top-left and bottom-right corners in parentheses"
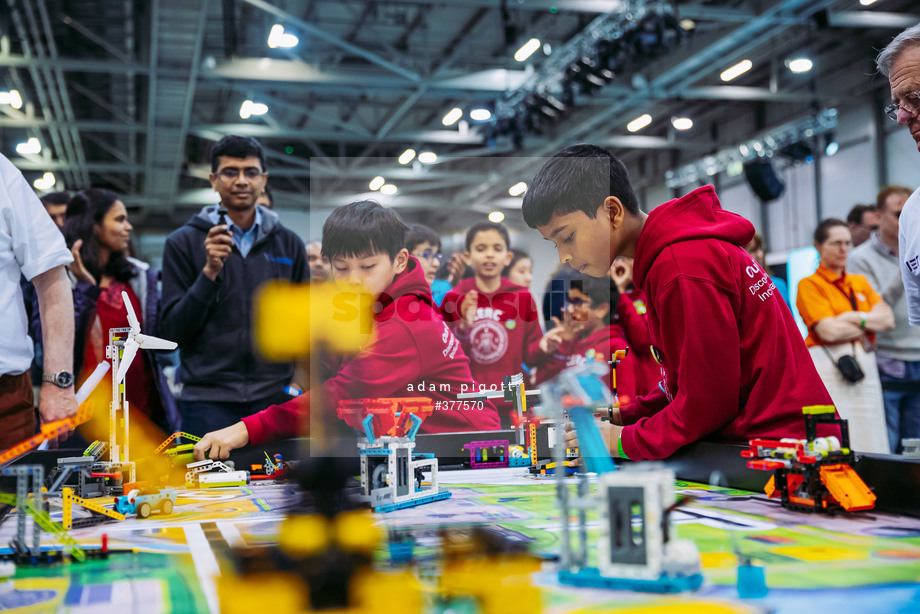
top-left (242, 258), bottom-right (500, 445)
top-left (440, 277), bottom-right (548, 419)
top-left (620, 185), bottom-right (834, 460)
top-left (615, 288), bottom-right (660, 395)
top-left (533, 324), bottom-right (638, 405)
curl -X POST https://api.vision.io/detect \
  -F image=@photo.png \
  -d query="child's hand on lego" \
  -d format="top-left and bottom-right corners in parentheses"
top-left (459, 290), bottom-right (478, 329)
top-left (609, 257), bottom-right (633, 294)
top-left (193, 422), bottom-right (250, 460)
top-left (564, 420), bottom-right (624, 457)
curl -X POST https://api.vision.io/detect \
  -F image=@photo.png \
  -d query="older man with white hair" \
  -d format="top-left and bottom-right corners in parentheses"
top-left (877, 23), bottom-right (920, 326)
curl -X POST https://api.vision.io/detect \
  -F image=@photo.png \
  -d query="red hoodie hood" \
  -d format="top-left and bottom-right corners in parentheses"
top-left (632, 185), bottom-right (755, 290)
top-left (376, 256), bottom-right (433, 319)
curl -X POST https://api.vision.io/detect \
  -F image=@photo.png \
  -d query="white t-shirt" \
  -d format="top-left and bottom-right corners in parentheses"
top-left (0, 153), bottom-right (73, 376)
top-left (900, 186), bottom-right (920, 327)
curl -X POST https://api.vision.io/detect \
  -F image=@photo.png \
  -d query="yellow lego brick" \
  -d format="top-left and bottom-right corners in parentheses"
top-left (334, 510), bottom-right (380, 555)
top-left (278, 514), bottom-right (329, 558)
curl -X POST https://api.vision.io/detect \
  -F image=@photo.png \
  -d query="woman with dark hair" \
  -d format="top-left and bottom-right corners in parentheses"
top-left (35, 188), bottom-right (178, 430)
top-left (796, 218), bottom-right (894, 453)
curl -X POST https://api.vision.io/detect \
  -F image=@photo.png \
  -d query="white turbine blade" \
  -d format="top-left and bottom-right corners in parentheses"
top-left (135, 333), bottom-right (178, 351)
top-left (121, 290), bottom-right (140, 332)
top-left (115, 338), bottom-right (139, 384)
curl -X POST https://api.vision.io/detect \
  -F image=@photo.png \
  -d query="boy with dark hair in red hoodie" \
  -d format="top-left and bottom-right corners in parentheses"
top-left (522, 144), bottom-right (834, 461)
top-left (440, 222), bottom-right (553, 426)
top-left (534, 274), bottom-right (638, 405)
top-left (193, 201), bottom-right (499, 460)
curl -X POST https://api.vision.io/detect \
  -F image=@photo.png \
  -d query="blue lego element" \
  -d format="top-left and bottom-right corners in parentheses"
top-left (575, 374), bottom-right (606, 403)
top-left (375, 490), bottom-right (452, 513)
top-left (406, 412), bottom-right (423, 441)
top-left (362, 414), bottom-right (376, 444)
top-left (357, 448), bottom-right (394, 456)
top-left (413, 452), bottom-right (435, 459)
top-left (509, 456), bottom-right (532, 468)
top-left (558, 567), bottom-right (703, 593)
top-left (737, 561), bottom-right (768, 598)
top-left (388, 540), bottom-right (414, 564)
top-left (568, 405), bottom-right (616, 475)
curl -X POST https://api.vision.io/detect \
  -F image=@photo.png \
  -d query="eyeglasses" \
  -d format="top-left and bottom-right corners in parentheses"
top-left (413, 250), bottom-right (443, 263)
top-left (884, 91), bottom-right (920, 121)
top-left (218, 167), bottom-right (263, 180)
top-left (567, 297), bottom-right (590, 308)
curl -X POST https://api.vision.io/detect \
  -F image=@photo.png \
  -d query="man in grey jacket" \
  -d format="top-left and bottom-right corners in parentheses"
top-left (849, 185), bottom-right (920, 453)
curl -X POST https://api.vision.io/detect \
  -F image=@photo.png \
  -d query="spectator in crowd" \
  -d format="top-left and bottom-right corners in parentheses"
top-left (306, 241), bottom-right (332, 281)
top-left (875, 23), bottom-right (920, 325)
top-left (745, 232), bottom-right (791, 310)
top-left (846, 204), bottom-right (880, 248)
top-left (39, 191), bottom-right (69, 230)
top-left (796, 218), bottom-right (894, 453)
top-left (849, 185), bottom-right (920, 453)
top-left (255, 185), bottom-right (274, 210)
top-left (503, 248), bottom-right (533, 290)
top-left (406, 223), bottom-right (451, 306)
top-left (0, 153), bottom-right (77, 448)
top-left (159, 135), bottom-right (307, 435)
top-left (46, 188), bottom-right (178, 431)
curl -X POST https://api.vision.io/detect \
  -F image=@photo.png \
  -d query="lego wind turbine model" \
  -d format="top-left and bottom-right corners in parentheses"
top-left (114, 291), bottom-right (177, 384)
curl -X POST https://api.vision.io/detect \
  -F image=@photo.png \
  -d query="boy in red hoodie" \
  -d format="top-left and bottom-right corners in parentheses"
top-left (439, 222), bottom-right (552, 426)
top-left (522, 144), bottom-right (834, 461)
top-left (193, 201), bottom-right (499, 460)
top-left (534, 274), bottom-right (637, 405)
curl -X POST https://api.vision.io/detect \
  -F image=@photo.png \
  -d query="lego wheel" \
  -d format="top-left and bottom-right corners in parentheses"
top-left (372, 463), bottom-right (389, 489)
top-left (160, 499), bottom-right (174, 514)
top-left (137, 502), bottom-right (152, 519)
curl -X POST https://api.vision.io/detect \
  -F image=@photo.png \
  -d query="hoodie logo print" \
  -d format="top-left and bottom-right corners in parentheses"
top-left (469, 320), bottom-right (509, 365)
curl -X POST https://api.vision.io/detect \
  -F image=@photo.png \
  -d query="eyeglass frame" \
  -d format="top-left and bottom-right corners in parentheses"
top-left (884, 90), bottom-right (920, 121)
top-left (411, 249), bottom-right (444, 263)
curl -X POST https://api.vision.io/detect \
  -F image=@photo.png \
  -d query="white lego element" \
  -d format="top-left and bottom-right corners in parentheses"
top-left (662, 539), bottom-right (702, 577)
top-left (358, 437), bottom-right (444, 510)
top-left (185, 459), bottom-right (244, 487)
top-left (197, 471), bottom-right (249, 488)
top-left (114, 291), bottom-right (178, 384)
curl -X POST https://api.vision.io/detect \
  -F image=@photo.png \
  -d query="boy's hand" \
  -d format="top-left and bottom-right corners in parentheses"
top-left (551, 311), bottom-right (586, 342)
top-left (539, 328), bottom-right (566, 354)
top-left (610, 257), bottom-right (633, 294)
top-left (447, 253), bottom-right (466, 286)
top-left (459, 290), bottom-right (478, 329)
top-left (193, 422), bottom-right (250, 460)
top-left (203, 225), bottom-right (233, 281)
top-left (564, 420), bottom-right (624, 456)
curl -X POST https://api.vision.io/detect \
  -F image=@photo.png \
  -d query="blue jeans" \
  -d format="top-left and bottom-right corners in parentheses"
top-left (179, 391), bottom-right (293, 438)
top-left (878, 358), bottom-right (920, 454)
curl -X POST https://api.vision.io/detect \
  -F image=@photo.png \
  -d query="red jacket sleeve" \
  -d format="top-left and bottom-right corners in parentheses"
top-left (620, 277), bottom-right (743, 460)
top-left (242, 320), bottom-right (424, 445)
top-left (617, 293), bottom-right (653, 357)
top-left (617, 386), bottom-right (668, 425)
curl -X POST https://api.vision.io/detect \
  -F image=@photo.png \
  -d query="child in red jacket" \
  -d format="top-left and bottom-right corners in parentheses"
top-left (534, 274), bottom-right (638, 405)
top-left (193, 201), bottom-right (499, 460)
top-left (521, 144), bottom-right (834, 461)
top-left (439, 222), bottom-right (552, 426)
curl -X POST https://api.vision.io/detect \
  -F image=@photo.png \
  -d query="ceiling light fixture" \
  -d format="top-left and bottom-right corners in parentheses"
top-left (488, 211), bottom-right (505, 223)
top-left (720, 59), bottom-right (753, 82)
top-left (380, 184), bottom-right (398, 195)
top-left (514, 38), bottom-right (542, 62)
top-left (398, 149), bottom-right (416, 165)
top-left (267, 24), bottom-right (299, 49)
top-left (369, 176), bottom-right (385, 191)
top-left (508, 182), bottom-right (527, 196)
top-left (0, 90), bottom-right (22, 109)
top-left (627, 114), bottom-right (652, 132)
top-left (671, 117), bottom-right (693, 131)
top-left (786, 57), bottom-right (813, 73)
top-left (418, 151), bottom-right (437, 164)
top-left (15, 138), bottom-right (41, 155)
top-left (470, 108), bottom-right (492, 121)
top-left (239, 100), bottom-right (268, 119)
top-left (33, 172), bottom-right (55, 190)
top-left (442, 107), bottom-right (463, 126)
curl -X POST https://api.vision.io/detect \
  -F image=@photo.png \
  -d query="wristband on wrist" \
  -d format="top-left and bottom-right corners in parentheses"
top-left (616, 433), bottom-right (629, 460)
top-left (858, 312), bottom-right (867, 330)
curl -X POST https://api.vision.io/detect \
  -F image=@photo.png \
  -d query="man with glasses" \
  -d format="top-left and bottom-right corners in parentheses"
top-left (846, 204), bottom-right (880, 248)
top-left (877, 24), bottom-right (920, 327)
top-left (159, 135), bottom-right (308, 435)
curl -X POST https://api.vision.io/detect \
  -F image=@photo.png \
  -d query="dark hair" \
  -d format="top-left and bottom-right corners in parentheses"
top-left (406, 224), bottom-right (441, 253)
top-left (876, 185), bottom-right (912, 211)
top-left (210, 135), bottom-right (267, 173)
top-left (321, 200), bottom-right (409, 261)
top-left (502, 248), bottom-right (531, 277)
top-left (814, 218), bottom-right (849, 244)
top-left (569, 273), bottom-right (620, 323)
top-left (259, 185), bottom-right (274, 208)
top-left (522, 144), bottom-right (639, 228)
top-left (845, 204), bottom-right (875, 226)
top-left (465, 221), bottom-right (510, 251)
top-left (64, 188), bottom-right (136, 283)
top-left (40, 191), bottom-right (70, 206)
